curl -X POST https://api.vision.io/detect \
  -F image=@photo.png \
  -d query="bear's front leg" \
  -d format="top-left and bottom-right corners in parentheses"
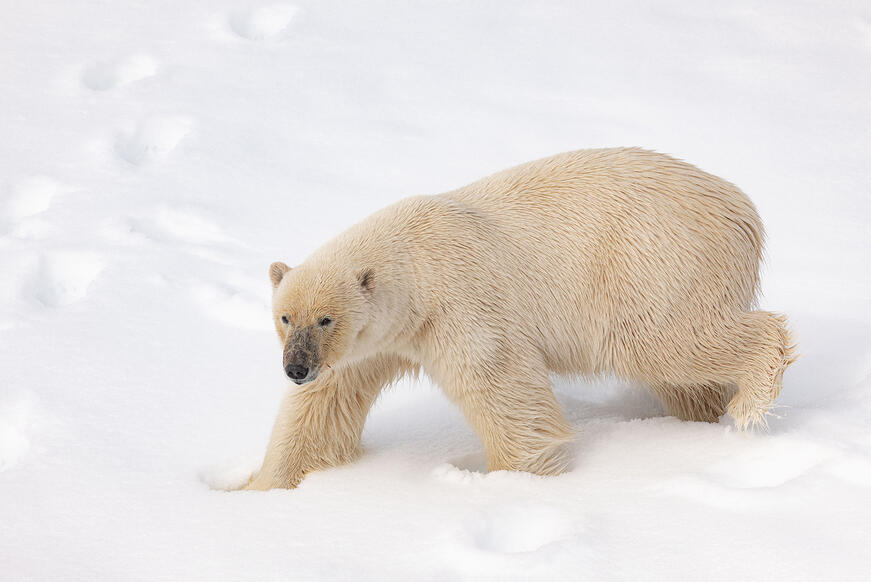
top-left (244, 383), bottom-right (312, 491)
top-left (245, 356), bottom-right (407, 490)
top-left (448, 357), bottom-right (575, 476)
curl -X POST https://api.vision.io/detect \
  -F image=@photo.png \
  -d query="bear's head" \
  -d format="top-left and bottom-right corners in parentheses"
top-left (268, 260), bottom-right (379, 384)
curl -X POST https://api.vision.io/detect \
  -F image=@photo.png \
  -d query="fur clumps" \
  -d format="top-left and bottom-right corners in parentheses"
top-left (246, 147), bottom-right (796, 490)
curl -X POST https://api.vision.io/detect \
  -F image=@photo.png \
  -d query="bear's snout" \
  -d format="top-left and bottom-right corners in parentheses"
top-left (283, 327), bottom-right (319, 384)
top-left (285, 363), bottom-right (309, 381)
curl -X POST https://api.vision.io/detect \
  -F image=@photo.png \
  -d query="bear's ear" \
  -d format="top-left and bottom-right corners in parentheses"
top-left (269, 262), bottom-right (290, 289)
top-left (357, 268), bottom-right (374, 294)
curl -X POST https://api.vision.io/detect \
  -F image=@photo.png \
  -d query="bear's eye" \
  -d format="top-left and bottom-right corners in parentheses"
top-left (281, 315), bottom-right (289, 325)
top-left (318, 316), bottom-right (332, 327)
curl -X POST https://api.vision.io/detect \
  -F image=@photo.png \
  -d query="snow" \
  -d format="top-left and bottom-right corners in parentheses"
top-left (81, 54), bottom-right (160, 92)
top-left (1, 0), bottom-right (870, 579)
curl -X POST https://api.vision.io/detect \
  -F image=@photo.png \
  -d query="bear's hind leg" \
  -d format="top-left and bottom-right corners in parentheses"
top-left (649, 381), bottom-right (733, 423)
top-left (678, 311), bottom-right (795, 430)
top-left (447, 359), bottom-right (574, 476)
top-left (725, 311), bottom-right (796, 429)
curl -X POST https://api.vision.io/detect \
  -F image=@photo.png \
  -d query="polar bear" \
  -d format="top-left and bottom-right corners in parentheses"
top-left (244, 148), bottom-right (795, 490)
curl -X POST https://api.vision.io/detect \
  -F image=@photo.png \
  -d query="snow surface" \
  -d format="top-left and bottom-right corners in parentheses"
top-left (2, 1), bottom-right (870, 580)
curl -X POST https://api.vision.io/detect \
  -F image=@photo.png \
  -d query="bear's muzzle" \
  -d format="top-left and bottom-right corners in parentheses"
top-left (283, 326), bottom-right (319, 384)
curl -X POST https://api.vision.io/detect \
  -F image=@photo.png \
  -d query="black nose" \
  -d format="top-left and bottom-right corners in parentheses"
top-left (285, 364), bottom-right (309, 380)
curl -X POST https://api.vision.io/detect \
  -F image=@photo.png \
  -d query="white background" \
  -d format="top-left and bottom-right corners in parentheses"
top-left (1, 1), bottom-right (870, 580)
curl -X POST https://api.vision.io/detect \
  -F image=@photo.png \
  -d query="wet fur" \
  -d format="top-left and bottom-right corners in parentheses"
top-left (245, 148), bottom-right (795, 491)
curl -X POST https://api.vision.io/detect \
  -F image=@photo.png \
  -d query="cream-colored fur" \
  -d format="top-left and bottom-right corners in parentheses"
top-left (244, 147), bottom-right (795, 491)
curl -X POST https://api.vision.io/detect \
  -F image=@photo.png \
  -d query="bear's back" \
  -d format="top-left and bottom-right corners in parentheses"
top-left (422, 148), bottom-right (765, 375)
top-left (445, 147), bottom-right (764, 314)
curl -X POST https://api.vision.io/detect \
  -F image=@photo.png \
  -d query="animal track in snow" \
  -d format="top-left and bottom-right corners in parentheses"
top-left (81, 54), bottom-right (158, 91)
top-left (0, 390), bottom-right (53, 471)
top-left (31, 251), bottom-right (105, 307)
top-left (466, 504), bottom-right (576, 554)
top-left (98, 217), bottom-right (152, 247)
top-left (658, 437), bottom-right (832, 508)
top-left (101, 208), bottom-right (242, 249)
top-left (705, 437), bottom-right (829, 489)
top-left (228, 4), bottom-right (298, 40)
top-left (147, 207), bottom-right (239, 246)
top-left (190, 282), bottom-right (271, 331)
top-left (4, 176), bottom-right (71, 220)
top-left (115, 116), bottom-right (193, 165)
top-left (8, 215), bottom-right (59, 241)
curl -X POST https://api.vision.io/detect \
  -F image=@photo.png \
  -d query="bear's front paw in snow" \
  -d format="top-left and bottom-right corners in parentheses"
top-left (242, 469), bottom-right (306, 491)
top-left (242, 478), bottom-right (270, 491)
